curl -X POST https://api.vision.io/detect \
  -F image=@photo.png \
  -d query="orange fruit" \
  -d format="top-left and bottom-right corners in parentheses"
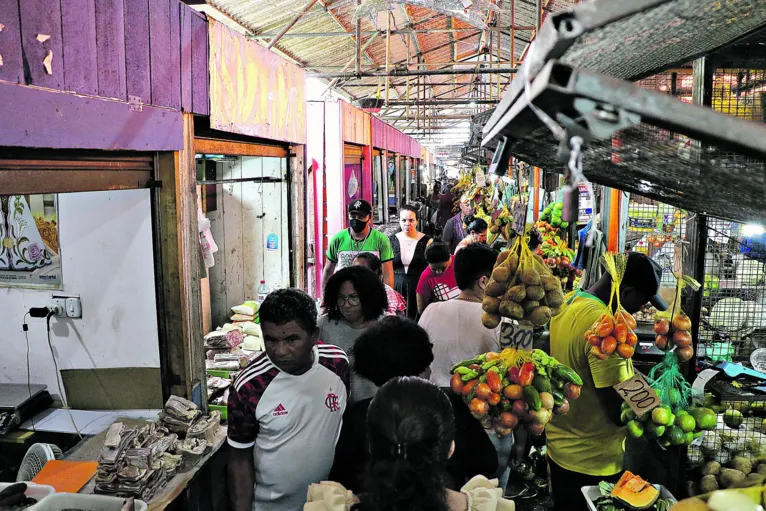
top-left (616, 344), bottom-right (635, 359)
top-left (596, 320), bottom-right (614, 337)
top-left (601, 336), bottom-right (618, 355)
top-left (590, 346), bottom-right (609, 360)
top-left (614, 323), bottom-right (628, 344)
top-left (618, 310), bottom-right (637, 330)
top-left (626, 329), bottom-right (638, 347)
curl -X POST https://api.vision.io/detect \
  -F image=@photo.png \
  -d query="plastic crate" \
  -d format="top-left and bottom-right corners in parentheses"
top-left (582, 484), bottom-right (676, 511)
top-left (28, 494), bottom-right (146, 511)
top-left (0, 482), bottom-right (55, 507)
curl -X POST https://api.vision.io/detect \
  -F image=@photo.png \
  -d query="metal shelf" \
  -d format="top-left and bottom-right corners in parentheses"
top-left (484, 0), bottom-right (766, 144)
top-left (482, 60), bottom-right (766, 223)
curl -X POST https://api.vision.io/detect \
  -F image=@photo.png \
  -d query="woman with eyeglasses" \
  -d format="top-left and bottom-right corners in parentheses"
top-left (388, 204), bottom-right (432, 319)
top-left (415, 242), bottom-right (460, 316)
top-left (319, 266), bottom-right (388, 403)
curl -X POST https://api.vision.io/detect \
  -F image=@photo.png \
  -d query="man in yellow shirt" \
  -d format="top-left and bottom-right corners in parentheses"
top-left (546, 253), bottom-right (667, 511)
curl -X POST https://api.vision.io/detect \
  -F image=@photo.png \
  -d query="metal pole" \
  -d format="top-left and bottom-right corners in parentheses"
top-left (355, 0), bottom-right (361, 75)
top-left (406, 33), bottom-right (411, 120)
top-left (319, 32), bottom-right (379, 96)
top-left (308, 67), bottom-right (516, 79)
top-left (386, 13), bottom-right (391, 105)
top-left (497, 14), bottom-right (501, 97)
top-left (266, 0), bottom-right (320, 49)
top-left (253, 27), bottom-right (535, 38)
top-left (489, 31), bottom-right (493, 101)
top-left (511, 0), bottom-right (515, 81)
top-left (379, 99), bottom-right (499, 105)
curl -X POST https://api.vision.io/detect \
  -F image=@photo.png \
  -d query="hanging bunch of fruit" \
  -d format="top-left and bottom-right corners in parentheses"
top-left (586, 253), bottom-right (640, 360)
top-left (488, 206), bottom-right (513, 245)
top-left (481, 232), bottom-right (566, 329)
top-left (535, 222), bottom-right (581, 289)
top-left (653, 274), bottom-right (700, 363)
top-left (539, 201), bottom-right (570, 230)
top-left (449, 348), bottom-right (583, 437)
top-left (621, 402), bottom-right (716, 448)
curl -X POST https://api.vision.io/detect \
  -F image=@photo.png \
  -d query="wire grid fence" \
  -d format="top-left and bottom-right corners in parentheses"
top-left (698, 220), bottom-right (766, 362)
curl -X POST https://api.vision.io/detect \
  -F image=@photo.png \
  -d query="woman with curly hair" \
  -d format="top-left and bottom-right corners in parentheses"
top-left (319, 265), bottom-right (388, 403)
top-left (306, 377), bottom-right (515, 511)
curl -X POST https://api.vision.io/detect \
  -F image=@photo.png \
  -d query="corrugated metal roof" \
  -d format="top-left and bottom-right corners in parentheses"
top-left (206, 0), bottom-right (575, 152)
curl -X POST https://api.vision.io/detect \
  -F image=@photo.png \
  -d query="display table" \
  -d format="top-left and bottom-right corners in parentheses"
top-left (67, 418), bottom-right (228, 511)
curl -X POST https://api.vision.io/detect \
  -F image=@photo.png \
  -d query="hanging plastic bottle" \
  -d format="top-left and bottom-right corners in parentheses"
top-left (257, 280), bottom-right (269, 303)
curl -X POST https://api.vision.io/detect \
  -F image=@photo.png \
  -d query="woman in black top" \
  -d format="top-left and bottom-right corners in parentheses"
top-left (389, 205), bottom-right (431, 319)
top-left (329, 316), bottom-right (497, 493)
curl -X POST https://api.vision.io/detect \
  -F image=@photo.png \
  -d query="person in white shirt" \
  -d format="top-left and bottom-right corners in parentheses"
top-left (228, 288), bottom-right (349, 511)
top-left (419, 243), bottom-right (501, 388)
top-left (418, 243), bottom-right (514, 491)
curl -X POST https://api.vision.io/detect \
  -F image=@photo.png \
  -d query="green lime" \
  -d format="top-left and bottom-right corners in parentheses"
top-left (676, 414), bottom-right (697, 433)
top-left (666, 413), bottom-right (676, 427)
top-left (652, 406), bottom-right (672, 426)
top-left (724, 409), bottom-right (744, 428)
top-left (667, 426), bottom-right (686, 446)
top-left (627, 420), bottom-right (645, 438)
top-left (560, 221), bottom-right (569, 229)
top-left (645, 421), bottom-right (666, 439)
top-left (676, 409), bottom-right (689, 417)
top-left (691, 407), bottom-right (717, 430)
top-left (620, 408), bottom-right (636, 424)
top-left (669, 388), bottom-right (682, 407)
top-left (554, 202), bottom-right (563, 210)
top-left (684, 431), bottom-right (695, 445)
top-left (693, 430), bottom-right (703, 439)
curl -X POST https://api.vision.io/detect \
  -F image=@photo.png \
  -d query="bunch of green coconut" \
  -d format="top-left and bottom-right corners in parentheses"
top-left (695, 457), bottom-right (766, 494)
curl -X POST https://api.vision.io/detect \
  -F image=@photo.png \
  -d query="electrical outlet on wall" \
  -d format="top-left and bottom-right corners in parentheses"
top-left (65, 297), bottom-right (82, 318)
top-left (51, 294), bottom-right (82, 319)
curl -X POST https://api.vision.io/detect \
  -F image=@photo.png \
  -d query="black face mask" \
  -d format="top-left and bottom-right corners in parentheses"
top-left (349, 219), bottom-right (367, 234)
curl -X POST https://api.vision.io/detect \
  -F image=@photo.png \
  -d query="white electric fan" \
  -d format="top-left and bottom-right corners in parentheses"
top-left (16, 443), bottom-right (63, 481)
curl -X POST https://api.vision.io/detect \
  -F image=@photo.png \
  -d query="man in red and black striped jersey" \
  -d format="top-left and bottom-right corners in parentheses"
top-left (228, 288), bottom-right (349, 511)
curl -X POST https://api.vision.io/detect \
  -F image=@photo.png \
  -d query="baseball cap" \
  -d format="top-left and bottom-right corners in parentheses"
top-left (621, 252), bottom-right (669, 311)
top-left (348, 199), bottom-right (372, 216)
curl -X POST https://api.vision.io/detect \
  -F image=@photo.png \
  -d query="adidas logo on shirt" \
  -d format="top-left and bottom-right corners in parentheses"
top-left (273, 403), bottom-right (289, 417)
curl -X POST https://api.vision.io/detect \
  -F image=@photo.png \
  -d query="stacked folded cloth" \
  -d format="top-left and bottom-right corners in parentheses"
top-left (230, 302), bottom-right (259, 324)
top-left (159, 396), bottom-right (201, 436)
top-left (95, 422), bottom-right (183, 501)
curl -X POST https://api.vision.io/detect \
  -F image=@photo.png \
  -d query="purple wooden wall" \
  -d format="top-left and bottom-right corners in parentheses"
top-left (0, 0), bottom-right (208, 115)
top-left (371, 117), bottom-right (420, 158)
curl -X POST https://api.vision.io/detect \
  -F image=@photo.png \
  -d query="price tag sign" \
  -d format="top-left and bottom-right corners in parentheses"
top-left (475, 169), bottom-right (487, 187)
top-left (512, 200), bottom-right (528, 235)
top-left (673, 241), bottom-right (684, 274)
top-left (613, 372), bottom-right (660, 417)
top-left (499, 320), bottom-right (534, 352)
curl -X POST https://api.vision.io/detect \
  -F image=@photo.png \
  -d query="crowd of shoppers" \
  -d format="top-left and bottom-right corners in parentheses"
top-left (227, 190), bottom-right (670, 511)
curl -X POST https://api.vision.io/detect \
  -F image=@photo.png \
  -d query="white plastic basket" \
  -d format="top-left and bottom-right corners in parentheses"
top-left (27, 493), bottom-right (147, 511)
top-left (0, 482), bottom-right (55, 506)
top-left (582, 484), bottom-right (675, 511)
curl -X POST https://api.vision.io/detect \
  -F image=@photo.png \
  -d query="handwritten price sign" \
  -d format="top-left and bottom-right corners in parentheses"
top-left (500, 320), bottom-right (534, 352)
top-left (613, 372), bottom-right (660, 417)
top-left (511, 200), bottom-right (528, 235)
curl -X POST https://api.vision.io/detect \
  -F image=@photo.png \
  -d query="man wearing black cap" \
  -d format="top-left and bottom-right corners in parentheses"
top-left (322, 199), bottom-right (394, 291)
top-left (546, 252), bottom-right (668, 511)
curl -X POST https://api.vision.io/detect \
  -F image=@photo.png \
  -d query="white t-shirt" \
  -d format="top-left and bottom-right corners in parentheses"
top-left (227, 344), bottom-right (349, 511)
top-left (397, 232), bottom-right (421, 274)
top-left (418, 299), bottom-right (501, 388)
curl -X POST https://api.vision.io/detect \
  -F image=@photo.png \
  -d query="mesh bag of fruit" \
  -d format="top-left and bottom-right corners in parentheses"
top-left (648, 351), bottom-right (694, 412)
top-left (586, 253), bottom-right (640, 360)
top-left (653, 274), bottom-right (701, 363)
top-left (449, 348), bottom-right (582, 438)
top-left (481, 232), bottom-right (565, 330)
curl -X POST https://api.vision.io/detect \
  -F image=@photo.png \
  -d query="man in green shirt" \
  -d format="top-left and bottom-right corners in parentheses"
top-left (323, 200), bottom-right (394, 291)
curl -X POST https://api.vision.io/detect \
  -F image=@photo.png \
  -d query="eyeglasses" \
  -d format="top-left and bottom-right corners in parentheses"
top-left (337, 295), bottom-right (361, 307)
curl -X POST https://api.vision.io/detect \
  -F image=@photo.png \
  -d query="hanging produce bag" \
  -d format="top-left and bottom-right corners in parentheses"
top-left (586, 253), bottom-right (640, 360)
top-left (449, 348), bottom-right (582, 437)
top-left (653, 274), bottom-right (700, 363)
top-left (481, 231), bottom-right (565, 330)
